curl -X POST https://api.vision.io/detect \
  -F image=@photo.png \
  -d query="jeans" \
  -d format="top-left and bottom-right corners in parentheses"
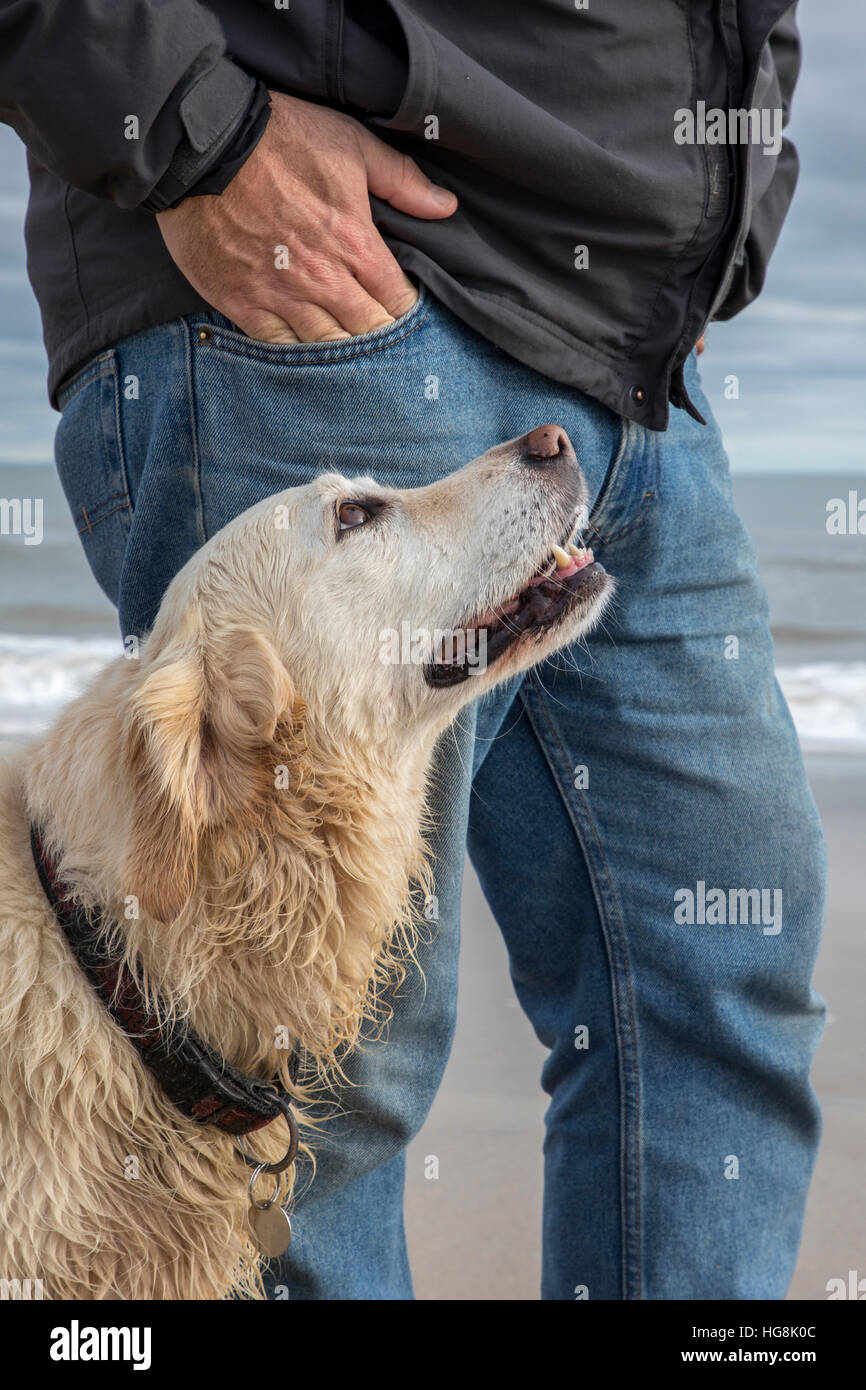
top-left (54, 283), bottom-right (826, 1299)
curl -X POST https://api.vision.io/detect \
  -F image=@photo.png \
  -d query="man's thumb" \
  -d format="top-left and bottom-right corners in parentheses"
top-left (361, 132), bottom-right (457, 219)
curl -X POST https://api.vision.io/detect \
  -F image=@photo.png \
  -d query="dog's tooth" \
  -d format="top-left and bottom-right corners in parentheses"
top-left (552, 544), bottom-right (572, 568)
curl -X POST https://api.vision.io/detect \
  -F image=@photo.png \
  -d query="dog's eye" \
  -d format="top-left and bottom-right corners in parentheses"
top-left (338, 502), bottom-right (371, 531)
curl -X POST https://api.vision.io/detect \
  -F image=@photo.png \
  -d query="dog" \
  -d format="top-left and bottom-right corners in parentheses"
top-left (0, 425), bottom-right (611, 1299)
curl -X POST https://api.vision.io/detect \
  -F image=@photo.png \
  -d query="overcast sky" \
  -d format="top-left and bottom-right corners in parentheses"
top-left (0, 3), bottom-right (862, 473)
top-left (704, 2), bottom-right (866, 472)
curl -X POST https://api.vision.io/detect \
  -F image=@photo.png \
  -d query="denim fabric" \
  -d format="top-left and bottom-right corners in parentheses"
top-left (54, 282), bottom-right (826, 1300)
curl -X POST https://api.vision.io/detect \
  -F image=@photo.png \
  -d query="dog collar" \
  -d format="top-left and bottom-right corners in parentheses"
top-left (29, 823), bottom-right (298, 1146)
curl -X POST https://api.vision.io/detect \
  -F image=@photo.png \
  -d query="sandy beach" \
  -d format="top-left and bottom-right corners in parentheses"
top-left (404, 752), bottom-right (865, 1300)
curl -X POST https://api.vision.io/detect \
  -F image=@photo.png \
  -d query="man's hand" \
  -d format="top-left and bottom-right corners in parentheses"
top-left (156, 91), bottom-right (458, 343)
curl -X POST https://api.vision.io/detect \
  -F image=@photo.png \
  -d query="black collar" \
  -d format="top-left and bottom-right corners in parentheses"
top-left (30, 823), bottom-right (297, 1142)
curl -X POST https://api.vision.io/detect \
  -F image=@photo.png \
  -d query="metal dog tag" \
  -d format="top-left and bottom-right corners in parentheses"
top-left (249, 1200), bottom-right (293, 1258)
top-left (247, 1161), bottom-right (293, 1257)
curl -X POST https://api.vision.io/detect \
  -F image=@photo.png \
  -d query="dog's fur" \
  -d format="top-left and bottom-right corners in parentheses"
top-left (0, 431), bottom-right (610, 1299)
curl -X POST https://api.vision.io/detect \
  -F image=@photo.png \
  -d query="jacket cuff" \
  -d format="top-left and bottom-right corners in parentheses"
top-left (141, 57), bottom-right (257, 213)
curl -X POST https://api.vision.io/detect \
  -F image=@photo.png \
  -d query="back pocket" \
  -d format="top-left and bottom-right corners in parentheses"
top-left (54, 350), bottom-right (133, 606)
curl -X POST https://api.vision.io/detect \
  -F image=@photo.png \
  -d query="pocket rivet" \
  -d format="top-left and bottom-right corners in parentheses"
top-left (197, 328), bottom-right (212, 345)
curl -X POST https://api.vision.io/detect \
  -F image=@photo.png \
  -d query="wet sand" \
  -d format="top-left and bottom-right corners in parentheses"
top-left (404, 752), bottom-right (864, 1301)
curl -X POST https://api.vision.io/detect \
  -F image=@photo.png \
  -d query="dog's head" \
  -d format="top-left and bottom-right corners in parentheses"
top-left (272, 423), bottom-right (612, 731)
top-left (121, 427), bottom-right (612, 925)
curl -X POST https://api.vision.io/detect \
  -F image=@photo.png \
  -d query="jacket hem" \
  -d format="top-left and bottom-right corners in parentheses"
top-left (387, 249), bottom-right (673, 430)
top-left (48, 276), bottom-right (211, 409)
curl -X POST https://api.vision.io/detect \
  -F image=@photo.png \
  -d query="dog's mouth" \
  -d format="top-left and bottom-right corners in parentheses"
top-left (424, 536), bottom-right (608, 688)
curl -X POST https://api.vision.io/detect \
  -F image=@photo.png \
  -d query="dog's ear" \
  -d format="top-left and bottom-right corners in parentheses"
top-left (123, 624), bottom-right (300, 923)
top-left (197, 627), bottom-right (301, 829)
top-left (122, 629), bottom-right (207, 924)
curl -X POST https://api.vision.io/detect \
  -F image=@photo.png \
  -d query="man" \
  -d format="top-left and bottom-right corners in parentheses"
top-left (2, 1), bottom-right (824, 1299)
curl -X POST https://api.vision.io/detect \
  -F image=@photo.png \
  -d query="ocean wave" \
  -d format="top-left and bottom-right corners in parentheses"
top-left (0, 633), bottom-right (120, 738)
top-left (0, 634), bottom-right (864, 753)
top-left (776, 662), bottom-right (866, 754)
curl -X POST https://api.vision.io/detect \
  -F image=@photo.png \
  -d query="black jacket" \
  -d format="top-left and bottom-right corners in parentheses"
top-left (1, 0), bottom-right (801, 429)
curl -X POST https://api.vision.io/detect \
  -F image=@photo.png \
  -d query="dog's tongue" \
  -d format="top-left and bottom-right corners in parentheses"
top-left (473, 547), bottom-right (595, 626)
top-left (434, 545), bottom-right (597, 667)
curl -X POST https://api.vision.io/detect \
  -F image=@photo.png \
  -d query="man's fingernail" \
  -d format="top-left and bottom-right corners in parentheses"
top-left (431, 185), bottom-right (456, 207)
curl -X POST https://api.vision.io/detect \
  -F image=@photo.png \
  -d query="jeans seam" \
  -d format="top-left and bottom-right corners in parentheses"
top-left (521, 683), bottom-right (643, 1300)
top-left (183, 321), bottom-right (208, 547)
top-left (109, 354), bottom-right (134, 517)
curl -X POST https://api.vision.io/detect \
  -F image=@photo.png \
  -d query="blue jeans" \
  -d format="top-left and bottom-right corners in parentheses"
top-left (54, 284), bottom-right (826, 1299)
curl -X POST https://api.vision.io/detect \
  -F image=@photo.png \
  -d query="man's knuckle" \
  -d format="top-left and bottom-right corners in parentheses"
top-left (292, 246), bottom-right (332, 284)
top-left (336, 217), bottom-right (373, 260)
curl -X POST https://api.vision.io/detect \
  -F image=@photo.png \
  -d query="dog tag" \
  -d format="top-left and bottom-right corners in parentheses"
top-left (249, 1201), bottom-right (293, 1257)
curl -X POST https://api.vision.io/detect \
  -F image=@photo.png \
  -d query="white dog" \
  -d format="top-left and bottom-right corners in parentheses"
top-left (0, 424), bottom-right (611, 1299)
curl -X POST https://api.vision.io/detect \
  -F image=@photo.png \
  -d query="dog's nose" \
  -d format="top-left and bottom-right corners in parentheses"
top-left (519, 425), bottom-right (575, 464)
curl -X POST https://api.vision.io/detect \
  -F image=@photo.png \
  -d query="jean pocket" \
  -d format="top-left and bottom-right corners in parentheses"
top-left (189, 280), bottom-right (432, 367)
top-left (587, 416), bottom-right (659, 548)
top-left (54, 349), bottom-right (132, 606)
